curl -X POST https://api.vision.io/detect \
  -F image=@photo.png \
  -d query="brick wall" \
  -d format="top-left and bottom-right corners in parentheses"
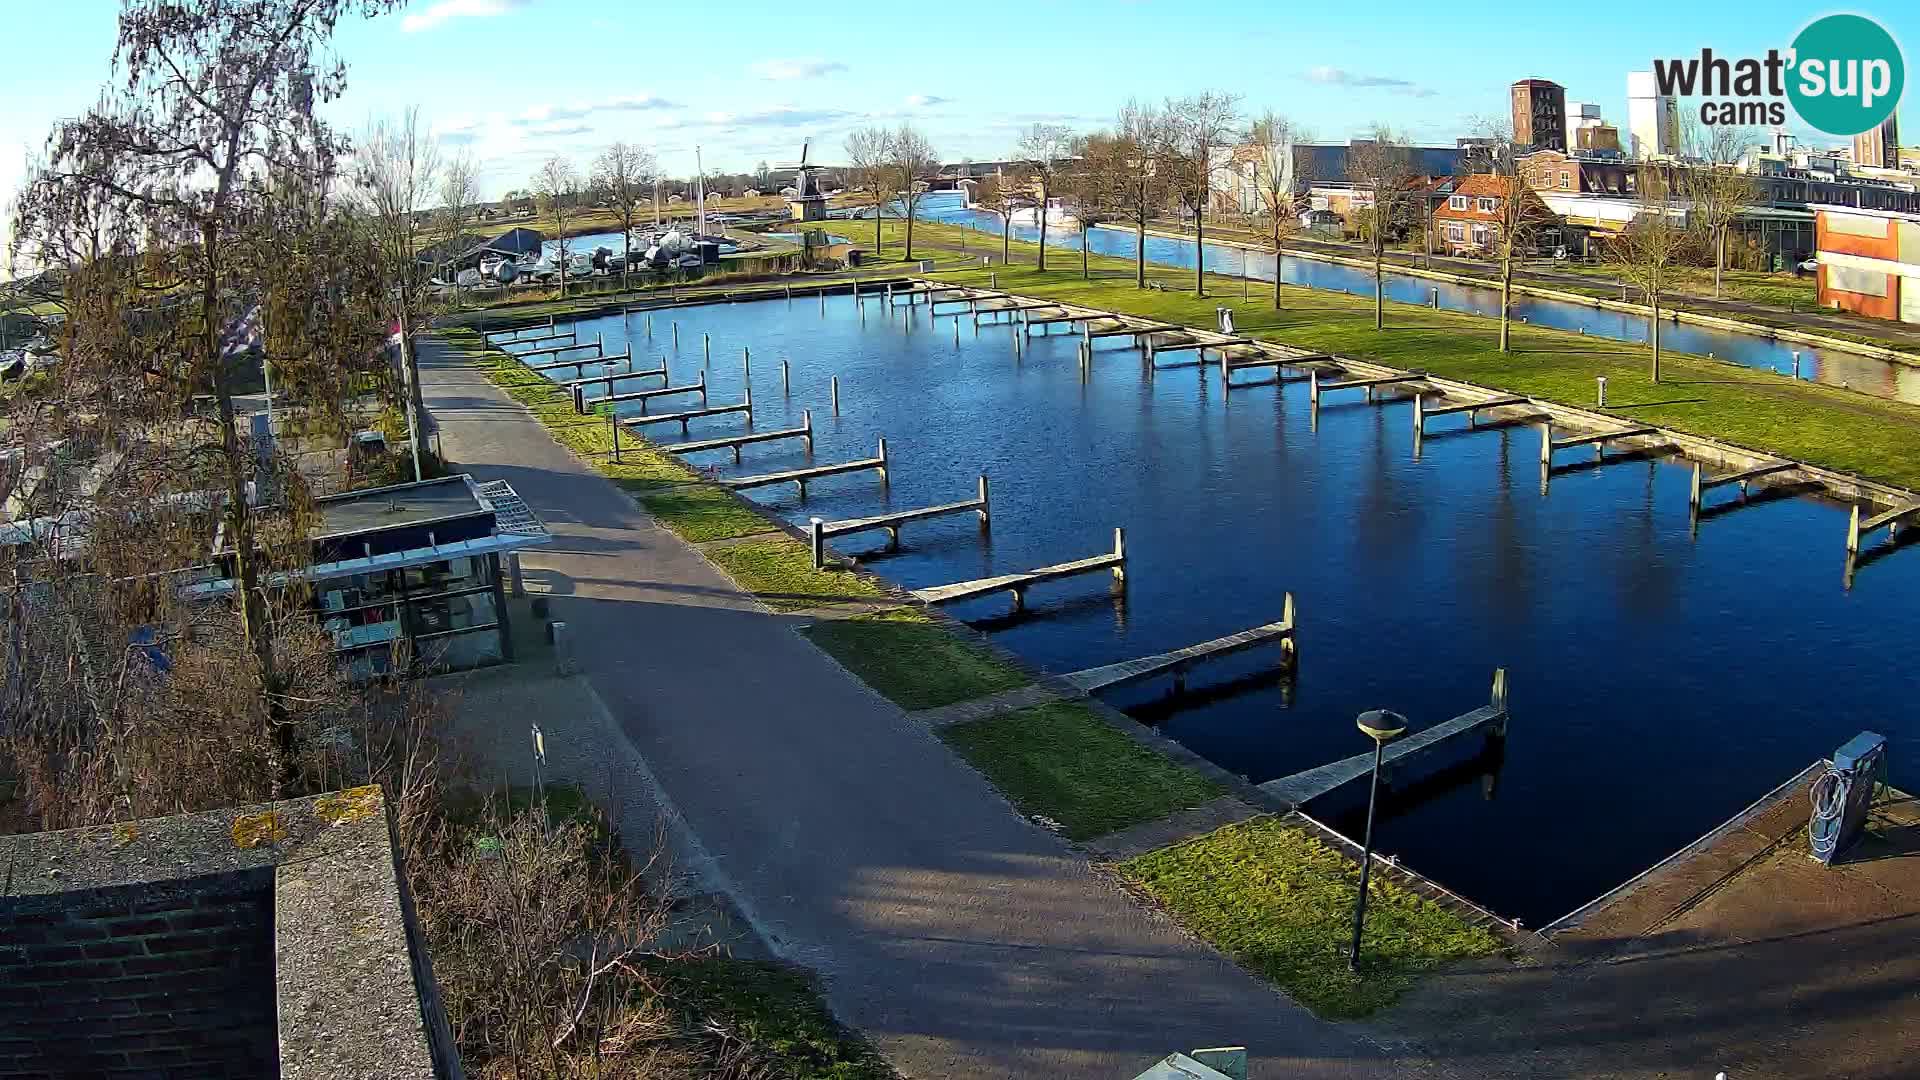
top-left (0, 875), bottom-right (279, 1080)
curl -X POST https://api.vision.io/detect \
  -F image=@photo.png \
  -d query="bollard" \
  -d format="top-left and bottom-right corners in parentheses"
top-left (831, 375), bottom-right (840, 415)
top-left (1597, 376), bottom-right (1608, 408)
top-left (1431, 287), bottom-right (1439, 308)
top-left (1537, 421), bottom-right (1554, 466)
top-left (990, 270), bottom-right (998, 289)
top-left (551, 620), bottom-right (578, 676)
top-left (809, 518), bottom-right (826, 568)
top-left (1792, 350), bottom-right (1802, 380)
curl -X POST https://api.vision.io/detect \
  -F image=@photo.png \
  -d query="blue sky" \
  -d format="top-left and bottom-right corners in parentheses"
top-left (1, 0), bottom-right (1914, 256)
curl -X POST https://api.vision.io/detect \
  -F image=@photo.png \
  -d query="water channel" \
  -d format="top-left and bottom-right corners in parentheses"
top-left (894, 192), bottom-right (1920, 406)
top-left (532, 295), bottom-right (1916, 926)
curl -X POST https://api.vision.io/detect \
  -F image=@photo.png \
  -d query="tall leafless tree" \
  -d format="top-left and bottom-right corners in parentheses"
top-left (437, 147), bottom-right (481, 301)
top-left (593, 141), bottom-right (656, 292)
top-left (1014, 123), bottom-right (1077, 273)
top-left (1684, 122), bottom-right (1761, 298)
top-left (533, 155), bottom-right (581, 294)
top-left (1609, 164), bottom-right (1692, 382)
top-left (972, 173), bottom-right (1020, 265)
top-left (889, 124), bottom-right (939, 261)
top-left (1161, 91), bottom-right (1242, 296)
top-left (1474, 122), bottom-right (1556, 351)
top-left (351, 108), bottom-right (440, 477)
top-left (1247, 111), bottom-right (1311, 309)
top-left (844, 126), bottom-right (894, 256)
top-left (1347, 125), bottom-right (1417, 330)
top-left (1113, 101), bottom-right (1171, 289)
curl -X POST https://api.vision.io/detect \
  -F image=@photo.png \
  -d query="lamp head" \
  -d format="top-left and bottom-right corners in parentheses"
top-left (1356, 709), bottom-right (1408, 742)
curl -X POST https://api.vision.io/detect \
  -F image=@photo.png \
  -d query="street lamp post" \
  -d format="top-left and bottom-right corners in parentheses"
top-left (1348, 708), bottom-right (1408, 973)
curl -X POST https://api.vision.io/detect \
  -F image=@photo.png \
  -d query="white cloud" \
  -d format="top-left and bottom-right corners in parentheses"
top-left (1303, 66), bottom-right (1437, 98)
top-left (402, 0), bottom-right (529, 32)
top-left (904, 94), bottom-right (951, 108)
top-left (750, 58), bottom-right (848, 81)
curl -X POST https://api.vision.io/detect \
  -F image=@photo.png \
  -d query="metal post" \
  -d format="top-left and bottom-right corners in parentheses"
top-left (831, 375), bottom-right (840, 416)
top-left (1792, 351), bottom-right (1802, 380)
top-left (743, 346), bottom-right (750, 376)
top-left (610, 411), bottom-right (622, 464)
top-left (809, 518), bottom-right (826, 568)
top-left (977, 474), bottom-right (991, 528)
top-left (876, 437), bottom-right (889, 485)
top-left (782, 359), bottom-right (790, 394)
top-left (704, 332), bottom-right (710, 365)
top-left (646, 313), bottom-right (652, 338)
top-left (672, 321), bottom-right (679, 347)
top-left (1348, 737), bottom-right (1387, 972)
top-left (1597, 376), bottom-right (1608, 408)
top-left (1538, 422), bottom-right (1554, 466)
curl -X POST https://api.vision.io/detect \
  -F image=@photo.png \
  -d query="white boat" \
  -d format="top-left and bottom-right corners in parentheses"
top-left (1010, 198), bottom-right (1077, 229)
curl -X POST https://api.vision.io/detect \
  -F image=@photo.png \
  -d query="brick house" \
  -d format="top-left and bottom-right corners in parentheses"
top-left (1519, 150), bottom-right (1631, 196)
top-left (1430, 174), bottom-right (1560, 255)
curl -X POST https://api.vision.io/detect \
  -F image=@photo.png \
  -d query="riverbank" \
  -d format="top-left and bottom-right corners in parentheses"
top-left (913, 247), bottom-right (1920, 490)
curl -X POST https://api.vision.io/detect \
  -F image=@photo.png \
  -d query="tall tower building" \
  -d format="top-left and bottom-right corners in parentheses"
top-left (1511, 79), bottom-right (1567, 152)
top-left (1627, 71), bottom-right (1679, 159)
top-left (1853, 116), bottom-right (1899, 169)
top-left (1566, 102), bottom-right (1603, 153)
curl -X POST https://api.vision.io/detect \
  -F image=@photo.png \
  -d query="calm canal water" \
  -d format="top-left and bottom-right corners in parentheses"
top-left (522, 296), bottom-right (1918, 925)
top-left (900, 192), bottom-right (1920, 405)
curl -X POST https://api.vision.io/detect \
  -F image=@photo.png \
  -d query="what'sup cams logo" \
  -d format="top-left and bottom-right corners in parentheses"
top-left (1653, 14), bottom-right (1905, 136)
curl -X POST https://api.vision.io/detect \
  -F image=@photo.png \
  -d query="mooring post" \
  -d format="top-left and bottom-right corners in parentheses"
top-left (742, 379), bottom-right (753, 422)
top-left (1792, 350), bottom-right (1802, 380)
top-left (672, 321), bottom-right (679, 347)
top-left (1308, 368), bottom-right (1321, 407)
top-left (704, 332), bottom-right (710, 366)
top-left (696, 368), bottom-right (708, 405)
top-left (573, 384), bottom-right (585, 414)
top-left (1538, 421), bottom-right (1554, 466)
top-left (1847, 503), bottom-right (1862, 556)
top-left (977, 474), bottom-right (991, 529)
top-left (1411, 393), bottom-right (1425, 436)
top-left (646, 313), bottom-right (652, 338)
top-left (1690, 463), bottom-right (1703, 511)
top-left (954, 317), bottom-right (960, 346)
top-left (821, 290), bottom-right (826, 315)
top-left (1111, 527), bottom-right (1127, 585)
top-left (1596, 376), bottom-right (1608, 408)
top-left (781, 359), bottom-right (790, 394)
top-left (610, 411), bottom-right (622, 464)
top-left (1281, 591), bottom-right (1298, 668)
top-left (876, 436), bottom-right (889, 485)
top-left (743, 346), bottom-right (750, 376)
top-left (802, 408), bottom-right (813, 452)
top-left (831, 375), bottom-right (840, 416)
top-left (809, 518), bottom-right (825, 569)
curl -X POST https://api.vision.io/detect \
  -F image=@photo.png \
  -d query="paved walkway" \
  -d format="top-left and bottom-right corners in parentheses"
top-left (417, 336), bottom-right (1410, 1079)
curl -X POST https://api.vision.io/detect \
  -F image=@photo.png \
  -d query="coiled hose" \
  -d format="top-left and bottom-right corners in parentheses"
top-left (1808, 766), bottom-right (1850, 862)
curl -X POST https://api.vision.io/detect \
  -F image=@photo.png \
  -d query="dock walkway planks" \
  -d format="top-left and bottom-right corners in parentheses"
top-left (622, 401), bottom-right (750, 434)
top-left (1260, 670), bottom-right (1509, 806)
top-left (911, 529), bottom-right (1126, 611)
top-left (667, 412), bottom-right (812, 461)
top-left (1063, 601), bottom-right (1295, 693)
top-left (726, 439), bottom-right (887, 495)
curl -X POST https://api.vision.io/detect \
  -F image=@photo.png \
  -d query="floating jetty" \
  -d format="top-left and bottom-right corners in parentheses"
top-left (809, 476), bottom-right (990, 567)
top-left (726, 437), bottom-right (888, 496)
top-left (623, 400), bottom-right (751, 435)
top-left (912, 528), bottom-right (1126, 612)
top-left (1062, 598), bottom-right (1297, 694)
top-left (667, 410), bottom-right (813, 463)
top-left (1261, 669), bottom-right (1509, 806)
top-left (576, 372), bottom-right (705, 413)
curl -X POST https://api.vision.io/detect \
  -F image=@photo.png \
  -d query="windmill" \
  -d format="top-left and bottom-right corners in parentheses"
top-left (777, 139), bottom-right (829, 222)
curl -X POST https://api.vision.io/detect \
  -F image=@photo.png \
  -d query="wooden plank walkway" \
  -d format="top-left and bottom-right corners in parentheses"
top-left (911, 528), bottom-right (1126, 611)
top-left (622, 401), bottom-right (751, 434)
top-left (811, 477), bottom-right (990, 565)
top-left (1540, 423), bottom-right (1662, 464)
top-left (1414, 393), bottom-right (1530, 426)
top-left (1848, 500), bottom-right (1920, 555)
top-left (1063, 598), bottom-right (1296, 694)
top-left (518, 342), bottom-right (603, 364)
top-left (1087, 322), bottom-right (1182, 339)
top-left (530, 349), bottom-right (627, 374)
top-left (727, 438), bottom-right (888, 495)
top-left (576, 373), bottom-right (704, 413)
top-left (1311, 369), bottom-right (1428, 404)
top-left (1690, 460), bottom-right (1797, 508)
top-left (1261, 670), bottom-right (1510, 806)
top-left (1152, 336), bottom-right (1252, 354)
top-left (668, 411), bottom-right (812, 462)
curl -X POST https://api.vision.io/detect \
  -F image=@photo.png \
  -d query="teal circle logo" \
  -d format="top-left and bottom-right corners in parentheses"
top-left (1788, 14), bottom-right (1905, 136)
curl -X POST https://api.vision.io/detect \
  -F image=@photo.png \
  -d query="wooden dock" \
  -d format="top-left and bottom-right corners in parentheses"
top-left (528, 348), bottom-right (626, 374)
top-left (1689, 460), bottom-right (1798, 510)
top-left (622, 400), bottom-right (751, 435)
top-left (1539, 422), bottom-right (1664, 465)
top-left (1847, 499), bottom-right (1920, 556)
top-left (667, 411), bottom-right (812, 463)
top-left (725, 437), bottom-right (887, 496)
top-left (516, 340), bottom-right (604, 364)
top-left (577, 373), bottom-right (706, 414)
top-left (1412, 393), bottom-right (1532, 431)
top-left (809, 476), bottom-right (990, 566)
top-left (485, 317), bottom-right (557, 339)
top-left (1087, 322), bottom-right (1181, 339)
top-left (1062, 597), bottom-right (1296, 694)
top-left (911, 528), bottom-right (1126, 612)
top-left (1260, 669), bottom-right (1510, 806)
top-left (498, 329), bottom-right (573, 347)
top-left (1151, 336), bottom-right (1252, 355)
top-left (1310, 369), bottom-right (1428, 405)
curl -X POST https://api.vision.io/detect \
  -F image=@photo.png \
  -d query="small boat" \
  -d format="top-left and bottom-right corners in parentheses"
top-left (1010, 198), bottom-right (1077, 229)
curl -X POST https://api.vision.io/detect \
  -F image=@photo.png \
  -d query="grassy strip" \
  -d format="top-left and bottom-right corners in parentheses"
top-left (1122, 817), bottom-right (1501, 1019)
top-left (631, 484), bottom-right (774, 543)
top-left (801, 608), bottom-right (1028, 710)
top-left (921, 259), bottom-right (1920, 490)
top-left (939, 702), bottom-right (1223, 841)
top-left (647, 956), bottom-right (896, 1080)
top-left (707, 538), bottom-right (884, 612)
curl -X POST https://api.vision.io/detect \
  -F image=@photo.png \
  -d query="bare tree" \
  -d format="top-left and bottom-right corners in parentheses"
top-left (889, 123), bottom-right (939, 261)
top-left (532, 155), bottom-right (581, 294)
top-left (1014, 123), bottom-right (1077, 272)
top-left (1684, 123), bottom-right (1761, 298)
top-left (9, 0), bottom-right (406, 793)
top-left (1608, 164), bottom-right (1692, 382)
top-left (1474, 123), bottom-right (1556, 351)
top-left (1161, 92), bottom-right (1242, 296)
top-left (1114, 101), bottom-right (1171, 289)
top-left (1068, 133), bottom-right (1131, 280)
top-left (593, 141), bottom-right (656, 291)
top-left (1247, 111), bottom-right (1311, 309)
top-left (844, 126), bottom-right (894, 256)
top-left (351, 108), bottom-right (440, 477)
top-left (1346, 125), bottom-right (1418, 330)
top-left (972, 173), bottom-right (1020, 265)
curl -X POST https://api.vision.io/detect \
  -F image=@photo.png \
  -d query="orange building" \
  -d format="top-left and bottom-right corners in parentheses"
top-left (1430, 174), bottom-right (1559, 254)
top-left (1813, 208), bottom-right (1920, 322)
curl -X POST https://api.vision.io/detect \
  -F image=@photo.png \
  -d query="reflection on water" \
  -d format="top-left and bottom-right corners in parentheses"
top-left (900, 191), bottom-right (1920, 405)
top-left (558, 295), bottom-right (1918, 925)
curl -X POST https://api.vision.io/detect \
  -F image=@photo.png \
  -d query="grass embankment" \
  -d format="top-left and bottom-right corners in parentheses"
top-left (650, 957), bottom-right (896, 1080)
top-left (706, 538), bottom-right (884, 612)
top-left (1123, 817), bottom-right (1501, 1019)
top-left (801, 608), bottom-right (1028, 710)
top-left (940, 702), bottom-right (1223, 840)
top-left (921, 257), bottom-right (1920, 489)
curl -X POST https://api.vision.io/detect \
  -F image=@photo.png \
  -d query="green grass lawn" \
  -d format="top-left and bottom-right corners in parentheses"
top-left (940, 702), bottom-right (1224, 840)
top-left (1122, 817), bottom-right (1502, 1019)
top-left (801, 608), bottom-right (1029, 710)
top-left (923, 260), bottom-right (1920, 490)
top-left (631, 484), bottom-right (774, 543)
top-left (707, 537), bottom-right (884, 611)
top-left (647, 956), bottom-right (896, 1080)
